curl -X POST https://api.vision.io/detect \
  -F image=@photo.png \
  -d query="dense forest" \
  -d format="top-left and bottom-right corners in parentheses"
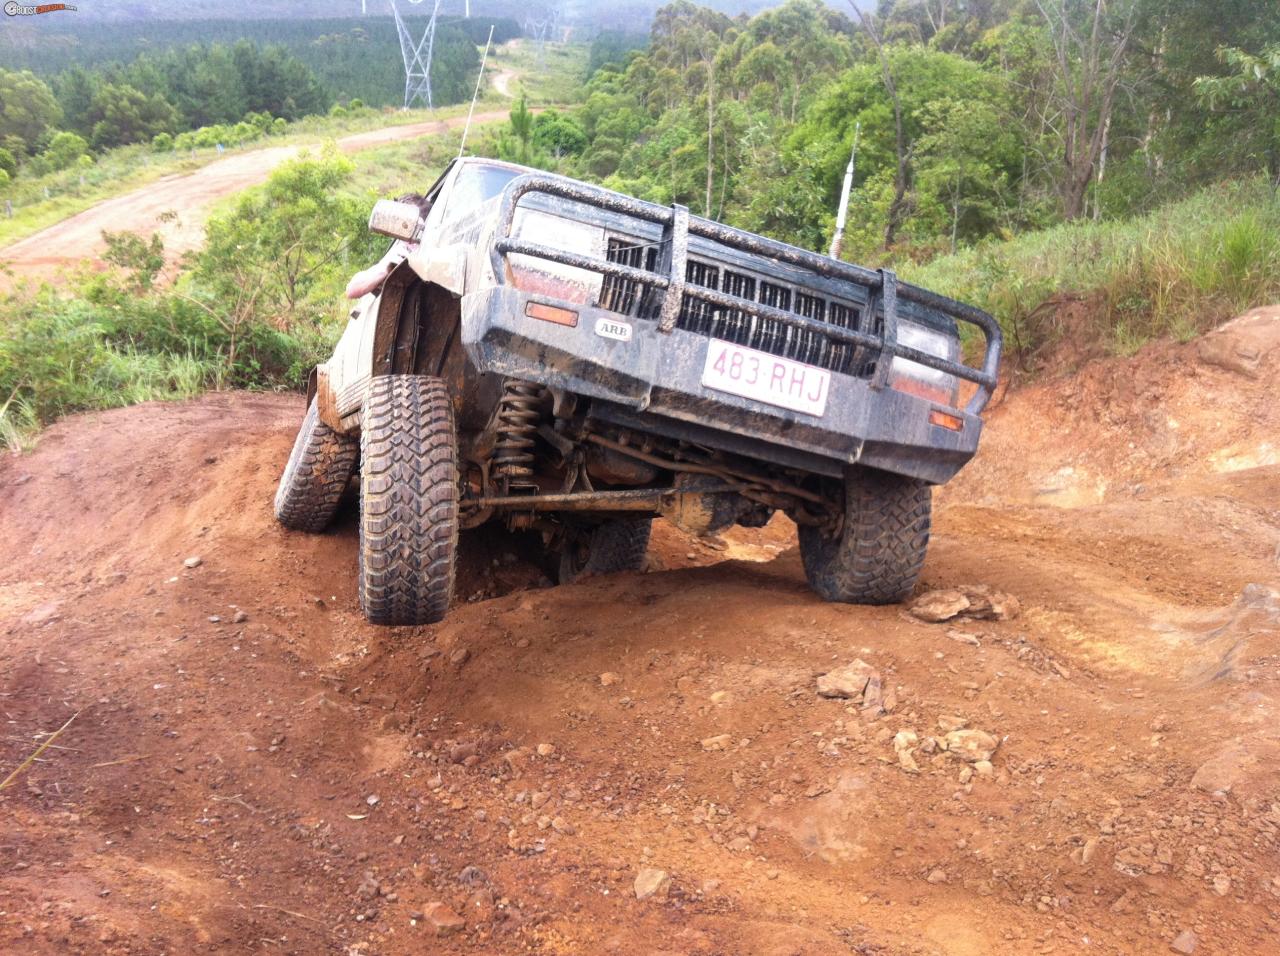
top-left (504, 0), bottom-right (1280, 266)
top-left (0, 16), bottom-right (512, 110)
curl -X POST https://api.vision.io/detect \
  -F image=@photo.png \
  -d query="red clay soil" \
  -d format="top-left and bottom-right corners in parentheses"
top-left (0, 110), bottom-right (513, 293)
top-left (1, 312), bottom-right (1279, 955)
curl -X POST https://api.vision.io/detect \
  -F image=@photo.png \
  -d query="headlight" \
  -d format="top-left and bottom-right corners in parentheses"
top-left (889, 321), bottom-right (959, 407)
top-left (508, 208), bottom-right (605, 306)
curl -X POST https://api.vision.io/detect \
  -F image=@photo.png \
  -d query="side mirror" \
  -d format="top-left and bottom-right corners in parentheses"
top-left (368, 199), bottom-right (424, 242)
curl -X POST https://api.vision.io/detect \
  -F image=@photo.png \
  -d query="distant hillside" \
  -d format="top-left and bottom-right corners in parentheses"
top-left (3, 0), bottom-right (775, 26)
top-left (0, 16), bottom-right (509, 108)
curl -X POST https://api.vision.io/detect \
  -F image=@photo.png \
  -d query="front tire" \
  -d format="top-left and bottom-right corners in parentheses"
top-left (558, 517), bottom-right (652, 584)
top-left (274, 397), bottom-right (358, 533)
top-left (799, 468), bottom-right (931, 605)
top-left (358, 375), bottom-right (459, 626)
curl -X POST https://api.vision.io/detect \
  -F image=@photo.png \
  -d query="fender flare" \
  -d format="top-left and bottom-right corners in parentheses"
top-left (371, 261), bottom-right (464, 379)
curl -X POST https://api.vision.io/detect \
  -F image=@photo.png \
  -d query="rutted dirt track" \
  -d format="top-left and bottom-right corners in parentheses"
top-left (1, 313), bottom-right (1279, 954)
top-left (0, 110), bottom-right (510, 291)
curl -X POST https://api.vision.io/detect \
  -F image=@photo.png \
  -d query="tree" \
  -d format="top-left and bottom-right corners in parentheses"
top-left (0, 70), bottom-right (63, 154)
top-left (532, 111), bottom-right (588, 158)
top-left (847, 1), bottom-right (911, 248)
top-left (1034, 0), bottom-right (1139, 219)
top-left (0, 147), bottom-right (15, 179)
top-left (87, 84), bottom-right (178, 150)
top-left (41, 131), bottom-right (91, 172)
top-left (196, 151), bottom-right (376, 327)
top-left (1194, 44), bottom-right (1280, 189)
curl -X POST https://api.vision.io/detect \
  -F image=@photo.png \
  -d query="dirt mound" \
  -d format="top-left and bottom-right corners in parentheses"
top-left (947, 307), bottom-right (1280, 509)
top-left (3, 321), bottom-right (1280, 953)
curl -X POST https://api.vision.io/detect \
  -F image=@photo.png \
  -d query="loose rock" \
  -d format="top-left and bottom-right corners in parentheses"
top-left (893, 731), bottom-right (920, 774)
top-left (942, 729), bottom-right (999, 763)
top-left (634, 867), bottom-right (670, 901)
top-left (1170, 929), bottom-right (1198, 955)
top-left (423, 901), bottom-right (465, 936)
top-left (816, 659), bottom-right (879, 702)
top-left (183, 556), bottom-right (202, 569)
top-left (701, 734), bottom-right (732, 752)
top-left (910, 589), bottom-right (971, 623)
top-left (911, 586), bottom-right (1020, 623)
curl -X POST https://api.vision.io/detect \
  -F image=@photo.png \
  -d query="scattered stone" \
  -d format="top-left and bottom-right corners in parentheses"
top-left (423, 901), bottom-right (465, 936)
top-left (944, 628), bottom-right (981, 646)
top-left (1212, 874), bottom-right (1231, 896)
top-left (709, 690), bottom-right (729, 704)
top-left (925, 868), bottom-right (948, 885)
top-left (1189, 747), bottom-right (1251, 794)
top-left (551, 816), bottom-right (576, 835)
top-left (910, 589), bottom-right (971, 623)
top-left (942, 729), bottom-right (999, 763)
top-left (366, 794), bottom-right (380, 807)
top-left (530, 791), bottom-right (550, 810)
top-left (634, 867), bottom-right (670, 901)
top-left (232, 610), bottom-right (249, 624)
top-left (910, 585), bottom-right (1020, 623)
top-left (183, 556), bottom-right (202, 569)
top-left (937, 715), bottom-right (968, 733)
top-left (355, 873), bottom-right (380, 900)
top-left (816, 659), bottom-right (879, 704)
top-left (1081, 837), bottom-right (1099, 865)
top-left (457, 865), bottom-right (489, 886)
top-left (893, 731), bottom-right (920, 774)
top-left (450, 648), bottom-right (471, 666)
top-left (599, 672), bottom-right (621, 687)
top-left (958, 766), bottom-right (973, 785)
top-left (208, 615), bottom-right (221, 624)
top-left (536, 743), bottom-right (556, 757)
top-left (701, 734), bottom-right (732, 752)
top-left (1170, 929), bottom-right (1198, 955)
top-left (973, 760), bottom-right (994, 778)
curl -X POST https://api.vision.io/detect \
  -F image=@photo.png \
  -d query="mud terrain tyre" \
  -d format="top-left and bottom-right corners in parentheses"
top-left (274, 397), bottom-right (359, 533)
top-left (358, 375), bottom-right (459, 626)
top-left (799, 468), bottom-right (931, 605)
top-left (558, 517), bottom-right (652, 584)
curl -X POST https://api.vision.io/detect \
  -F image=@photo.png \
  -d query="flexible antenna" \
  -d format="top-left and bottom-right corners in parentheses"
top-left (829, 121), bottom-right (860, 259)
top-left (458, 25), bottom-right (496, 158)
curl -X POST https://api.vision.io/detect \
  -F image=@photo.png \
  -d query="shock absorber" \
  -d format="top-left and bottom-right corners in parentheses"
top-left (493, 379), bottom-right (545, 491)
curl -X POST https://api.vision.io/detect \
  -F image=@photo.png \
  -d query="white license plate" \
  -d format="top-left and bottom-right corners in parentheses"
top-left (700, 339), bottom-right (830, 417)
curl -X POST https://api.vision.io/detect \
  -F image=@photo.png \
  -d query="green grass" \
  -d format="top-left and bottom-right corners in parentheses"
top-left (486, 39), bottom-right (590, 106)
top-left (904, 177), bottom-right (1280, 361)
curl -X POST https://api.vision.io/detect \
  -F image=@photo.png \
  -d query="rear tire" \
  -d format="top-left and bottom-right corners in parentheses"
top-left (799, 468), bottom-right (931, 605)
top-left (274, 397), bottom-right (358, 533)
top-left (558, 517), bottom-right (652, 584)
top-left (358, 375), bottom-right (459, 626)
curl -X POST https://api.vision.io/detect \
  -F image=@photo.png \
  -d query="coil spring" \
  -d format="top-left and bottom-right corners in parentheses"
top-left (494, 380), bottom-right (544, 487)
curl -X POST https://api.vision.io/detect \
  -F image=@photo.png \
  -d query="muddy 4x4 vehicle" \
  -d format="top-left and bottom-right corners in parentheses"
top-left (275, 158), bottom-right (1002, 626)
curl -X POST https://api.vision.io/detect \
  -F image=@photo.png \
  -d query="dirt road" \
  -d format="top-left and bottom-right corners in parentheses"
top-left (1, 312), bottom-right (1279, 954)
top-left (0, 111), bottom-right (511, 290)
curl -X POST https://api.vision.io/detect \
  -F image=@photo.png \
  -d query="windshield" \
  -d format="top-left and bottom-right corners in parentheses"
top-left (444, 163), bottom-right (523, 220)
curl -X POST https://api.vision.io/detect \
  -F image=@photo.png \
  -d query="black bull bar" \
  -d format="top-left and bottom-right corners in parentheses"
top-left (489, 173), bottom-right (1002, 416)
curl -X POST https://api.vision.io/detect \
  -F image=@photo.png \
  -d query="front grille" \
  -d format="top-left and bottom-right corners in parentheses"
top-left (599, 238), bottom-right (658, 315)
top-left (680, 258), bottom-right (877, 377)
top-left (598, 238), bottom-right (880, 377)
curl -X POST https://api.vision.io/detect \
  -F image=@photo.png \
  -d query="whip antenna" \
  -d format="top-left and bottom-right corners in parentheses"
top-left (458, 25), bottom-right (496, 158)
top-left (829, 121), bottom-right (860, 259)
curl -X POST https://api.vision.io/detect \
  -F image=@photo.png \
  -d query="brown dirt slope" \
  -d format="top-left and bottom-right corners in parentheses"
top-left (1, 312), bottom-right (1279, 954)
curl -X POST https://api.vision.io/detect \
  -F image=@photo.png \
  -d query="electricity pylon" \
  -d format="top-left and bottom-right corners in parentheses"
top-left (391, 0), bottom-right (443, 110)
